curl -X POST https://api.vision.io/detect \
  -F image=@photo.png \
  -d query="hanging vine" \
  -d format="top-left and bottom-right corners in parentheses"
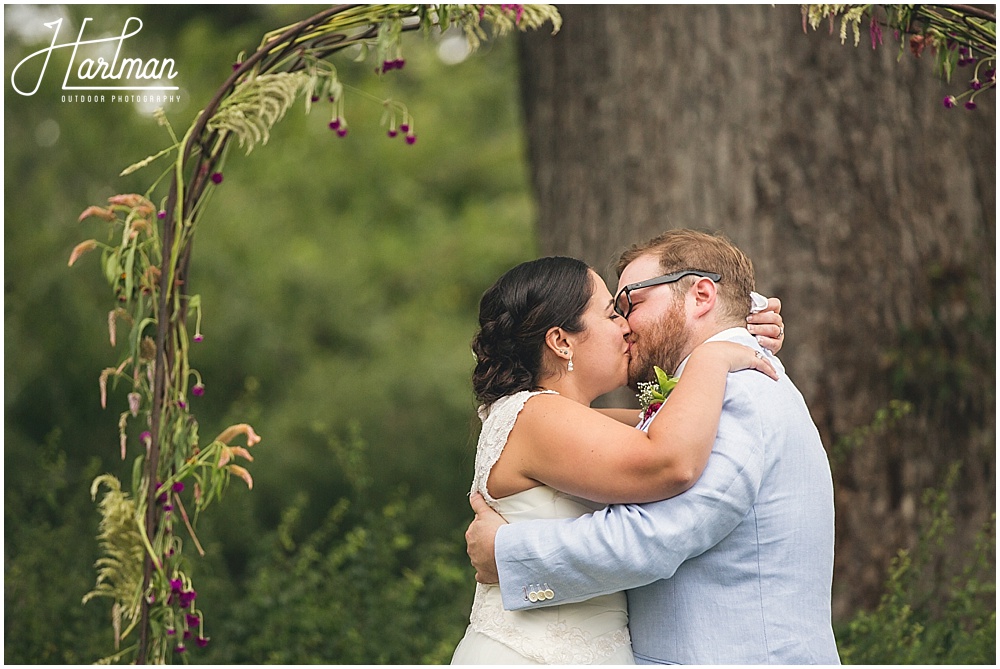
top-left (69, 5), bottom-right (560, 663)
top-left (802, 4), bottom-right (996, 108)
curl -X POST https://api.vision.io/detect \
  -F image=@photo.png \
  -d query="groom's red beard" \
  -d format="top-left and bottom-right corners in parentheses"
top-left (627, 298), bottom-right (690, 390)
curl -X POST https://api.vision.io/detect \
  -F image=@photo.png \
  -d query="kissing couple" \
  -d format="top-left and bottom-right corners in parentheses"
top-left (451, 229), bottom-right (840, 665)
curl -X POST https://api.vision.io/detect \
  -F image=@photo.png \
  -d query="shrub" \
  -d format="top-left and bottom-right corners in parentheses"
top-left (836, 463), bottom-right (996, 664)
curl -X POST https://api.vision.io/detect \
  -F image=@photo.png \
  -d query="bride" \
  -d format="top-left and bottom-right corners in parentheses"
top-left (451, 256), bottom-right (782, 664)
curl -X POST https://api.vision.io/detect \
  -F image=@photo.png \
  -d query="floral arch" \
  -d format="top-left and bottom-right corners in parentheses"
top-left (69, 5), bottom-right (560, 663)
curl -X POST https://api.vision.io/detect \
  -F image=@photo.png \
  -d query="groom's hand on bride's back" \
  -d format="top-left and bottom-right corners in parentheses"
top-left (467, 493), bottom-right (505, 584)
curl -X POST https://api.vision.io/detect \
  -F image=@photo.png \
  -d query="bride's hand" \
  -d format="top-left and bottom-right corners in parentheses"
top-left (691, 341), bottom-right (779, 380)
top-left (747, 296), bottom-right (784, 354)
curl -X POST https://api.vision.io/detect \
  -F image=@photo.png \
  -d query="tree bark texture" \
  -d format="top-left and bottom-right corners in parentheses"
top-left (518, 5), bottom-right (995, 620)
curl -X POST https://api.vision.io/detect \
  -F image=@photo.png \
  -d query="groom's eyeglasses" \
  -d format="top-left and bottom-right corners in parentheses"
top-left (614, 270), bottom-right (722, 319)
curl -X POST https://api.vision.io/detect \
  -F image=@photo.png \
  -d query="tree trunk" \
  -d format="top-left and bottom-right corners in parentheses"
top-left (518, 4), bottom-right (995, 620)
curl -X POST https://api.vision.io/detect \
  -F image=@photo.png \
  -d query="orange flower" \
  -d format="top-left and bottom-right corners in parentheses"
top-left (68, 239), bottom-right (98, 266)
top-left (214, 424), bottom-right (259, 487)
top-left (218, 445), bottom-right (253, 468)
top-left (214, 423), bottom-right (261, 447)
top-left (108, 310), bottom-right (117, 347)
top-left (98, 361), bottom-right (128, 408)
top-left (78, 206), bottom-right (116, 222)
top-left (107, 193), bottom-right (147, 208)
top-left (130, 218), bottom-right (151, 236)
top-left (227, 465), bottom-right (253, 490)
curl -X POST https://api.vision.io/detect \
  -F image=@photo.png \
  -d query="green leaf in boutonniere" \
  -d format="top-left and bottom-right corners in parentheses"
top-left (636, 365), bottom-right (679, 422)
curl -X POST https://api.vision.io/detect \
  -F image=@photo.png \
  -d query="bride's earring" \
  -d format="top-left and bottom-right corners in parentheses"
top-left (560, 349), bottom-right (573, 372)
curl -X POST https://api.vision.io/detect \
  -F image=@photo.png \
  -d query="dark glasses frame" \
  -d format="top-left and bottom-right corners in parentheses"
top-left (614, 270), bottom-right (722, 318)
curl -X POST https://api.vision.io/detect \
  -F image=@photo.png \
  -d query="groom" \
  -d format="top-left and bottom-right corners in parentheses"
top-left (465, 229), bottom-right (840, 664)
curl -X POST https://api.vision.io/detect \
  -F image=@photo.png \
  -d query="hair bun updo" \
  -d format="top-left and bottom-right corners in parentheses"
top-left (471, 256), bottom-right (593, 406)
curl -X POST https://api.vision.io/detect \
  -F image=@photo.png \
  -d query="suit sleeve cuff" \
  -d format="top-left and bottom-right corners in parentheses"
top-left (495, 523), bottom-right (533, 611)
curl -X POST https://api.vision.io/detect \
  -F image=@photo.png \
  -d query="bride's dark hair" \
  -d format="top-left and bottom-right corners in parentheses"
top-left (472, 256), bottom-right (592, 405)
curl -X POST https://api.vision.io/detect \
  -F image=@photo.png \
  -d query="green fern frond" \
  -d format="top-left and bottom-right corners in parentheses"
top-left (119, 144), bottom-right (179, 177)
top-left (446, 4), bottom-right (561, 54)
top-left (802, 5), bottom-right (868, 46)
top-left (84, 474), bottom-right (146, 646)
top-left (840, 5), bottom-right (867, 46)
top-left (207, 72), bottom-right (309, 154)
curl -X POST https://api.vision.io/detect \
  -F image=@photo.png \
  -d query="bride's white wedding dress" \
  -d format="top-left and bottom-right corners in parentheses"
top-left (451, 391), bottom-right (635, 665)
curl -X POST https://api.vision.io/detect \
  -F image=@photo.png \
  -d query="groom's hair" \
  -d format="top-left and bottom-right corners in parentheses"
top-left (616, 229), bottom-right (755, 325)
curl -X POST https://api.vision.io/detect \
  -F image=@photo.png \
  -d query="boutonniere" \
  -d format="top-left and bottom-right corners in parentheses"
top-left (636, 365), bottom-right (679, 422)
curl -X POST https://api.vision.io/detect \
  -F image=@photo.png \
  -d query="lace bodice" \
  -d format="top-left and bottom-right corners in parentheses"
top-left (470, 390), bottom-right (557, 506)
top-left (457, 391), bottom-right (633, 664)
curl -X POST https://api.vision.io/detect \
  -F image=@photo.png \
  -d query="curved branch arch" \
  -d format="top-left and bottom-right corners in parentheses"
top-left (71, 5), bottom-right (561, 662)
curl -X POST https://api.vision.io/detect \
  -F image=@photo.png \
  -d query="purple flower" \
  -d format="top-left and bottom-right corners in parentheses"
top-left (193, 334), bottom-right (204, 342)
top-left (387, 129), bottom-right (398, 138)
top-left (170, 578), bottom-right (184, 592)
top-left (501, 4), bottom-right (524, 23)
top-left (175, 644), bottom-right (187, 653)
top-left (869, 19), bottom-right (883, 50)
top-left (186, 613), bottom-right (200, 627)
top-left (179, 589), bottom-right (197, 607)
top-left (210, 172), bottom-right (223, 185)
top-left (177, 400), bottom-right (187, 409)
top-left (140, 431), bottom-right (152, 442)
top-left (158, 492), bottom-right (169, 504)
top-left (232, 63), bottom-right (240, 71)
top-left (943, 95), bottom-right (957, 108)
top-left (192, 384), bottom-right (205, 397)
top-left (197, 637), bottom-right (209, 648)
top-left (183, 630), bottom-right (192, 640)
top-left (405, 134), bottom-right (417, 145)
top-left (399, 123), bottom-right (410, 133)
top-left (971, 78), bottom-right (982, 90)
top-left (395, 59), bottom-right (406, 70)
top-left (163, 503), bottom-right (173, 512)
top-left (172, 482), bottom-right (185, 493)
top-left (337, 128), bottom-right (348, 137)
top-left (167, 628), bottom-right (176, 636)
top-left (157, 210), bottom-right (166, 219)
top-left (310, 95), bottom-right (319, 102)
top-left (965, 99), bottom-right (977, 110)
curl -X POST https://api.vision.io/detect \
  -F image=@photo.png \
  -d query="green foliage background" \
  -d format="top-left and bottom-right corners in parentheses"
top-left (4, 5), bottom-right (994, 664)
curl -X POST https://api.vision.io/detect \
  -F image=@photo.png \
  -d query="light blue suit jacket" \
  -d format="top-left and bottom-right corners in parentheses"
top-left (494, 328), bottom-right (840, 664)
